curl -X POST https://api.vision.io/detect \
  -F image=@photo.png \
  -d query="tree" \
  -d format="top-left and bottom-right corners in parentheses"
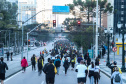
top-left (67, 0), bottom-right (113, 23)
top-left (0, 0), bottom-right (18, 29)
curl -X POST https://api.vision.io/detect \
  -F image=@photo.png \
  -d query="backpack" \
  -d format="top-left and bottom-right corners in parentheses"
top-left (115, 73), bottom-right (121, 82)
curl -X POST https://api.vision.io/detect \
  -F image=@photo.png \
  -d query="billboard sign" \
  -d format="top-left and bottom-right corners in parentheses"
top-left (52, 6), bottom-right (70, 14)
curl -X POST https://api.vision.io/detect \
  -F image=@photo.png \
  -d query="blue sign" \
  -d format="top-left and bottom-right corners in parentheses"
top-left (88, 49), bottom-right (93, 58)
top-left (52, 6), bottom-right (70, 14)
top-left (0, 48), bottom-right (4, 56)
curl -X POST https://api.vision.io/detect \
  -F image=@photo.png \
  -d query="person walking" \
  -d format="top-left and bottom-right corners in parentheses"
top-left (88, 62), bottom-right (95, 84)
top-left (77, 55), bottom-right (83, 64)
top-left (63, 57), bottom-right (69, 76)
top-left (43, 58), bottom-right (51, 84)
top-left (0, 57), bottom-right (8, 84)
top-left (71, 56), bottom-right (76, 70)
top-left (54, 56), bottom-right (61, 75)
top-left (44, 60), bottom-right (56, 84)
top-left (75, 60), bottom-right (87, 84)
top-left (10, 52), bottom-right (13, 61)
top-left (21, 57), bottom-right (28, 73)
top-left (94, 62), bottom-right (100, 84)
top-left (31, 54), bottom-right (36, 71)
top-left (6, 51), bottom-right (9, 61)
top-left (111, 67), bottom-right (122, 84)
top-left (37, 57), bottom-right (43, 76)
top-left (86, 56), bottom-right (91, 67)
top-left (95, 57), bottom-right (99, 66)
top-left (84, 52), bottom-right (89, 61)
top-left (108, 61), bottom-right (122, 84)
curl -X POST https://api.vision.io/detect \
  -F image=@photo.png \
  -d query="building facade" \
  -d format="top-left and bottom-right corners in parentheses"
top-left (18, 0), bottom-right (36, 26)
top-left (114, 0), bottom-right (126, 33)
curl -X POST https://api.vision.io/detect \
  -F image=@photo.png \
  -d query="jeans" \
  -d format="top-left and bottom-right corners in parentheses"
top-left (56, 67), bottom-right (60, 74)
top-left (90, 76), bottom-right (94, 84)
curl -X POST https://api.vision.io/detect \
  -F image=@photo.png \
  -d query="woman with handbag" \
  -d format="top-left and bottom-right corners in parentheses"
top-left (94, 62), bottom-right (100, 84)
top-left (88, 62), bottom-right (95, 84)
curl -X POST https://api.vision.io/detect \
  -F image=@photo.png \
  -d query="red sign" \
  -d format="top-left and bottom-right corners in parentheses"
top-left (112, 47), bottom-right (117, 52)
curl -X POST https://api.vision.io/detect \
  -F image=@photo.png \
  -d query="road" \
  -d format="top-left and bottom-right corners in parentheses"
top-left (4, 56), bottom-right (111, 84)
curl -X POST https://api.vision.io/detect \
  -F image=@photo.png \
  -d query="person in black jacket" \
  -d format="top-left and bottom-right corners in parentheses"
top-left (31, 54), bottom-right (36, 71)
top-left (95, 57), bottom-right (99, 66)
top-left (6, 51), bottom-right (9, 61)
top-left (84, 52), bottom-right (89, 60)
top-left (86, 56), bottom-right (91, 66)
top-left (108, 61), bottom-right (118, 84)
top-left (63, 57), bottom-right (69, 76)
top-left (0, 57), bottom-right (8, 84)
top-left (44, 60), bottom-right (55, 84)
top-left (37, 57), bottom-right (43, 76)
top-left (43, 58), bottom-right (51, 84)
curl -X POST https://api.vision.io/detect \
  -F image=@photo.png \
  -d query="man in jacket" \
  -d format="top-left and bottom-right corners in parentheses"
top-left (108, 61), bottom-right (122, 84)
top-left (31, 54), bottom-right (36, 71)
top-left (54, 56), bottom-right (61, 75)
top-left (0, 57), bottom-right (8, 84)
top-left (44, 60), bottom-right (55, 84)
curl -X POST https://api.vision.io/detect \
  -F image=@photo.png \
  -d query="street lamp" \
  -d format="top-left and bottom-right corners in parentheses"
top-left (117, 21), bottom-right (126, 72)
top-left (104, 28), bottom-right (113, 66)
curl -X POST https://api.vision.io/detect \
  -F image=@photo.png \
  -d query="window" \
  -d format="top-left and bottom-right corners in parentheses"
top-left (121, 5), bottom-right (124, 8)
top-left (121, 17), bottom-right (124, 21)
top-left (121, 11), bottom-right (124, 15)
top-left (121, 0), bottom-right (124, 2)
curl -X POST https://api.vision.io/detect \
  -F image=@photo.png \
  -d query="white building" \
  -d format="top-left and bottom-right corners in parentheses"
top-left (18, 0), bottom-right (37, 26)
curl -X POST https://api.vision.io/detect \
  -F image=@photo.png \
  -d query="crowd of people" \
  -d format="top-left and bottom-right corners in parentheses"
top-left (0, 40), bottom-right (123, 84)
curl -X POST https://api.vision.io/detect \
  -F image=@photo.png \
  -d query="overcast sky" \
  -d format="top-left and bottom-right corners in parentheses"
top-left (18, 0), bottom-right (74, 26)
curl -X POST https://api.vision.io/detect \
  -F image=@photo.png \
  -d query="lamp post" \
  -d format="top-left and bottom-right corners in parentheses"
top-left (104, 28), bottom-right (113, 66)
top-left (21, 9), bottom-right (51, 60)
top-left (117, 21), bottom-right (126, 72)
top-left (95, 0), bottom-right (99, 58)
top-left (27, 24), bottom-right (42, 61)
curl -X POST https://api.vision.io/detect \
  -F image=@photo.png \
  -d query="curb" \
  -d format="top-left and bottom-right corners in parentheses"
top-left (100, 68), bottom-right (111, 78)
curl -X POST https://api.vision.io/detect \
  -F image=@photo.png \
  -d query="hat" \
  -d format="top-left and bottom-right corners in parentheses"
top-left (113, 61), bottom-right (117, 65)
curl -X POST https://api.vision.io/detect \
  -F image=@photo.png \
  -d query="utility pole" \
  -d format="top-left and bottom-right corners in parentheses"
top-left (15, 32), bottom-right (16, 55)
top-left (5, 32), bottom-right (6, 47)
top-left (9, 31), bottom-right (10, 52)
top-left (95, 0), bottom-right (99, 58)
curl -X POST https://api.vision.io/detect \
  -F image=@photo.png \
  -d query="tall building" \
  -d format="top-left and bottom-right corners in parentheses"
top-left (18, 0), bottom-right (37, 26)
top-left (114, 0), bottom-right (126, 33)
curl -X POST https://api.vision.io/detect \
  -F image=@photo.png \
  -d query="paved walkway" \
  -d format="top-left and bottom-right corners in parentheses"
top-left (99, 52), bottom-right (126, 83)
top-left (1, 42), bottom-right (54, 79)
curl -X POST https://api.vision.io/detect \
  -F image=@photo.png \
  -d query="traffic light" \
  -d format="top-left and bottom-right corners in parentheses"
top-left (77, 21), bottom-right (81, 26)
top-left (53, 20), bottom-right (56, 27)
top-left (28, 40), bottom-right (30, 45)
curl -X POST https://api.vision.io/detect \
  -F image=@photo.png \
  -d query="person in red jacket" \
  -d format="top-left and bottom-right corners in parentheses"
top-left (21, 57), bottom-right (28, 73)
